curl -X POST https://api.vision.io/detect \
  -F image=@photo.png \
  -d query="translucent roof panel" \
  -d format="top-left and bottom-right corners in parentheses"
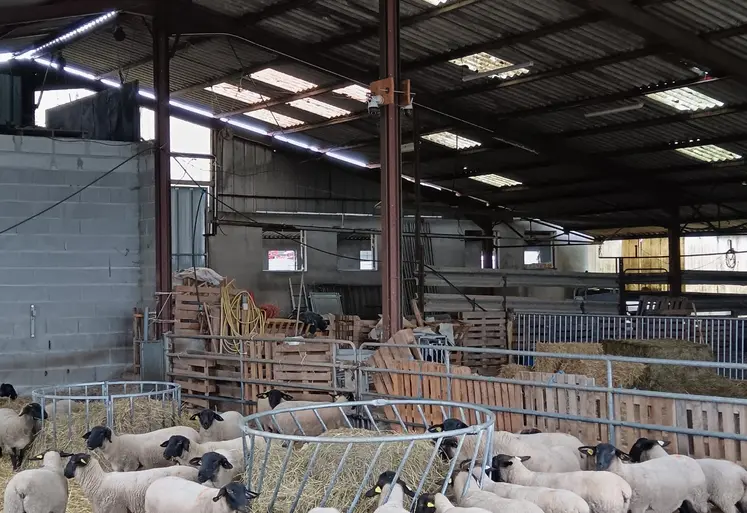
top-left (206, 83), bottom-right (266, 104)
top-left (421, 0), bottom-right (449, 4)
top-left (469, 174), bottom-right (522, 188)
top-left (250, 68), bottom-right (317, 92)
top-left (646, 87), bottom-right (724, 111)
top-left (333, 84), bottom-right (369, 102)
top-left (244, 109), bottom-right (305, 128)
top-left (449, 52), bottom-right (531, 80)
top-left (675, 144), bottom-right (742, 162)
top-left (287, 97), bottom-right (351, 118)
top-left (422, 131), bottom-right (481, 150)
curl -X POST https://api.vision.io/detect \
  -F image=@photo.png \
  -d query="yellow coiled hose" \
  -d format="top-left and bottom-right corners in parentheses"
top-left (219, 280), bottom-right (265, 354)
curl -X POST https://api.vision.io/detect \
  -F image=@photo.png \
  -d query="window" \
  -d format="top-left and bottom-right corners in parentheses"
top-left (524, 245), bottom-right (554, 268)
top-left (264, 230), bottom-right (306, 271)
top-left (337, 233), bottom-right (377, 271)
top-left (675, 144), bottom-right (742, 162)
top-left (470, 174), bottom-right (522, 188)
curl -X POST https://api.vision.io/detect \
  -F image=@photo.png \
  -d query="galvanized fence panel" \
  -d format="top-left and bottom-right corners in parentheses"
top-left (515, 313), bottom-right (747, 378)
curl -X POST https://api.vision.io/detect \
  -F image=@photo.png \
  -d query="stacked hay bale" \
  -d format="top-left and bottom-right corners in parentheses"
top-left (247, 428), bottom-right (450, 513)
top-left (532, 342), bottom-right (646, 388)
top-left (603, 338), bottom-right (747, 398)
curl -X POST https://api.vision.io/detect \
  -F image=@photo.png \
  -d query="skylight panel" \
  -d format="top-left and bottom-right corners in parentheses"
top-left (333, 84), bottom-right (369, 102)
top-left (646, 87), bottom-right (724, 112)
top-left (470, 174), bottom-right (522, 188)
top-left (206, 83), bottom-right (267, 104)
top-left (288, 98), bottom-right (351, 118)
top-left (449, 52), bottom-right (530, 80)
top-left (675, 145), bottom-right (742, 162)
top-left (250, 68), bottom-right (317, 93)
top-left (422, 131), bottom-right (481, 150)
top-left (422, 0), bottom-right (449, 4)
top-left (244, 109), bottom-right (304, 128)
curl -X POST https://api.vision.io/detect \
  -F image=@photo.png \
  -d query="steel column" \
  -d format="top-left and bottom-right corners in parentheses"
top-left (153, 13), bottom-right (172, 334)
top-left (668, 207), bottom-right (683, 296)
top-left (380, 0), bottom-right (402, 340)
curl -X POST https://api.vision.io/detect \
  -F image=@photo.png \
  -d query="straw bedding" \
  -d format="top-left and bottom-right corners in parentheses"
top-left (246, 427), bottom-right (450, 513)
top-left (0, 397), bottom-right (199, 513)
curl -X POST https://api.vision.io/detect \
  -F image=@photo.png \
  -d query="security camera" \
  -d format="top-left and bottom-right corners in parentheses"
top-left (367, 94), bottom-right (383, 117)
top-left (401, 102), bottom-right (413, 118)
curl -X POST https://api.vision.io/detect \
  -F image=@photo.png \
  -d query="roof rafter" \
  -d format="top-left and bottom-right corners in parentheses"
top-left (0, 0), bottom-right (152, 27)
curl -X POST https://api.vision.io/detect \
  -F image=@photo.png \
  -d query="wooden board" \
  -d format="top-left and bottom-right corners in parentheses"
top-left (173, 285), bottom-right (221, 337)
top-left (272, 341), bottom-right (334, 401)
top-left (458, 312), bottom-right (509, 375)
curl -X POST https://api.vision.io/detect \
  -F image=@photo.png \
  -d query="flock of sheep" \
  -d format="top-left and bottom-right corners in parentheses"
top-left (0, 384), bottom-right (746, 513)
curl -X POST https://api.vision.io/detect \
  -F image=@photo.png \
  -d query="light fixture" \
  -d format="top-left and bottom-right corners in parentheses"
top-left (112, 25), bottom-right (126, 42)
top-left (461, 61), bottom-right (535, 82)
top-left (584, 102), bottom-right (644, 118)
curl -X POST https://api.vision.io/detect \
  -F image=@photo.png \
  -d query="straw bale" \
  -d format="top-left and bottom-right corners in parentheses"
top-left (247, 427), bottom-right (450, 513)
top-left (498, 363), bottom-right (527, 379)
top-left (533, 343), bottom-right (603, 373)
top-left (532, 343), bottom-right (645, 388)
top-left (603, 338), bottom-right (747, 398)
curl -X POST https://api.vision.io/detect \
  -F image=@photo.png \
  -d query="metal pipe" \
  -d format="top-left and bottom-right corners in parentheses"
top-left (152, 12), bottom-right (172, 335)
top-left (669, 205), bottom-right (683, 296)
top-left (379, 0), bottom-right (402, 340)
top-left (413, 107), bottom-right (425, 314)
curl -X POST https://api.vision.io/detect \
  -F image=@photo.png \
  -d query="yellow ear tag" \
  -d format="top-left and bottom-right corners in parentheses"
top-left (375, 486), bottom-right (381, 493)
top-left (427, 502), bottom-right (435, 508)
top-left (80, 459), bottom-right (88, 465)
top-left (434, 427), bottom-right (442, 432)
top-left (585, 448), bottom-right (593, 455)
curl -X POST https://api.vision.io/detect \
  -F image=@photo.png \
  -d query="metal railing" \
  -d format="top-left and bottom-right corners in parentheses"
top-left (241, 399), bottom-right (495, 513)
top-left (515, 312), bottom-right (747, 378)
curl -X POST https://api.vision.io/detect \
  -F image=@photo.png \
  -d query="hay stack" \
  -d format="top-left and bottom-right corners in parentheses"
top-left (534, 343), bottom-right (645, 388)
top-left (603, 339), bottom-right (747, 398)
top-left (247, 428), bottom-right (450, 513)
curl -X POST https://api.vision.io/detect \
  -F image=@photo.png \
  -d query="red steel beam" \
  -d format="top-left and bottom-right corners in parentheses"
top-left (153, 12), bottom-right (172, 335)
top-left (380, 0), bottom-right (402, 340)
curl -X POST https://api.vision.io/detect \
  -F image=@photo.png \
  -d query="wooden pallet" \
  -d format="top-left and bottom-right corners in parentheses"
top-left (173, 285), bottom-right (221, 338)
top-left (272, 341), bottom-right (334, 401)
top-left (170, 354), bottom-right (218, 409)
top-left (459, 312), bottom-right (510, 375)
top-left (243, 339), bottom-right (275, 415)
top-left (265, 318), bottom-right (313, 337)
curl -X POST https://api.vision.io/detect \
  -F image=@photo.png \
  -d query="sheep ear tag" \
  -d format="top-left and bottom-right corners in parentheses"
top-left (433, 427), bottom-right (442, 432)
top-left (427, 502), bottom-right (435, 508)
top-left (80, 458), bottom-right (88, 465)
top-left (375, 486), bottom-right (382, 493)
top-left (30, 454), bottom-right (43, 460)
top-left (585, 448), bottom-right (594, 455)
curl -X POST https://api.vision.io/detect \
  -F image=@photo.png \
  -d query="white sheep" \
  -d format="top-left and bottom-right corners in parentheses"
top-left (515, 429), bottom-right (585, 466)
top-left (364, 470), bottom-right (416, 513)
top-left (3, 450), bottom-right (73, 513)
top-left (580, 442), bottom-right (709, 513)
top-left (189, 449), bottom-right (243, 488)
top-left (191, 409), bottom-right (245, 442)
top-left (415, 492), bottom-right (491, 513)
top-left (83, 424), bottom-right (200, 471)
top-left (431, 419), bottom-right (580, 472)
top-left (308, 508), bottom-right (342, 513)
top-left (269, 392), bottom-right (356, 437)
top-left (64, 452), bottom-right (199, 513)
top-left (628, 438), bottom-right (735, 513)
top-left (446, 470), bottom-right (545, 513)
top-left (0, 402), bottom-right (48, 470)
top-left (472, 466), bottom-right (589, 513)
top-left (161, 433), bottom-right (261, 466)
top-left (144, 476), bottom-right (259, 513)
top-left (492, 454), bottom-right (631, 513)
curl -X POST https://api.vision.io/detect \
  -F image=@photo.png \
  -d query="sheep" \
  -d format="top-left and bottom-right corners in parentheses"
top-left (191, 409), bottom-right (245, 442)
top-left (364, 470), bottom-right (416, 513)
top-left (308, 508), bottom-right (342, 513)
top-left (519, 428), bottom-right (543, 434)
top-left (697, 459), bottom-right (747, 513)
top-left (627, 438), bottom-right (744, 513)
top-left (444, 470), bottom-right (545, 513)
top-left (83, 424), bottom-right (200, 471)
top-left (64, 452), bottom-right (199, 513)
top-left (161, 433), bottom-right (259, 466)
top-left (143, 476), bottom-right (258, 513)
top-left (470, 463), bottom-right (589, 513)
top-left (579, 443), bottom-right (709, 513)
top-left (0, 402), bottom-right (48, 470)
top-left (268, 392), bottom-right (356, 437)
top-left (492, 454), bottom-right (631, 513)
top-left (256, 389), bottom-right (294, 413)
top-left (1, 382), bottom-right (18, 400)
top-left (3, 450), bottom-right (73, 513)
top-left (430, 419), bottom-right (580, 472)
top-left (189, 449), bottom-right (243, 488)
top-left (415, 492), bottom-right (491, 513)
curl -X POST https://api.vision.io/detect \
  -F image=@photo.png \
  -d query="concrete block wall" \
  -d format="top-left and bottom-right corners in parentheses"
top-left (0, 135), bottom-right (154, 394)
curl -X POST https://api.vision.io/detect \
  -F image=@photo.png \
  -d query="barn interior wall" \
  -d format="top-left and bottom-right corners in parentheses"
top-left (0, 135), bottom-right (154, 393)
